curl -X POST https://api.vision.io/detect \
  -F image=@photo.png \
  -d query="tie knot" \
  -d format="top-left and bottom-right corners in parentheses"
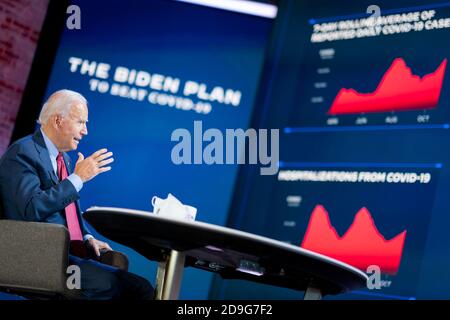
top-left (57, 152), bottom-right (63, 162)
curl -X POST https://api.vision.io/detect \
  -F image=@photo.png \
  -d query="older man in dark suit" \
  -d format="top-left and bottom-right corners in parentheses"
top-left (0, 89), bottom-right (154, 299)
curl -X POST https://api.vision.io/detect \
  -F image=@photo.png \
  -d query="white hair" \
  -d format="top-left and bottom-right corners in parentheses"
top-left (37, 89), bottom-right (87, 125)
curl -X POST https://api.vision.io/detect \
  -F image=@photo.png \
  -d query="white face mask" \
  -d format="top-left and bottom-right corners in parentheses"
top-left (151, 193), bottom-right (197, 221)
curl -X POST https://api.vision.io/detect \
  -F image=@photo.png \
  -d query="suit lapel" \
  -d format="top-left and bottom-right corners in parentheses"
top-left (32, 130), bottom-right (59, 184)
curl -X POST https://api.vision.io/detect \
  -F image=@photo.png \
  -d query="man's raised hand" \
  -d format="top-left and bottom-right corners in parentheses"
top-left (74, 148), bottom-right (114, 182)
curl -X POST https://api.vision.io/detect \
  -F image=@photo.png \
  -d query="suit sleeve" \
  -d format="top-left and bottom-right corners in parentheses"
top-left (6, 151), bottom-right (80, 222)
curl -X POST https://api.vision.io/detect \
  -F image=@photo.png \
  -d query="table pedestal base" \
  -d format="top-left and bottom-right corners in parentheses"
top-left (155, 250), bottom-right (186, 300)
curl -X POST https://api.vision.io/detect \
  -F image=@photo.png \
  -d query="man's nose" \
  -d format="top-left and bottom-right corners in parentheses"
top-left (82, 125), bottom-right (88, 135)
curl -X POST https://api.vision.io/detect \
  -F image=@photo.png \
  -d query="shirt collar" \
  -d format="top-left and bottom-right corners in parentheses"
top-left (40, 128), bottom-right (59, 160)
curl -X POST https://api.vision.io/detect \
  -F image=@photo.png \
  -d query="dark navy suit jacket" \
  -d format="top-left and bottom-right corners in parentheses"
top-left (0, 130), bottom-right (89, 236)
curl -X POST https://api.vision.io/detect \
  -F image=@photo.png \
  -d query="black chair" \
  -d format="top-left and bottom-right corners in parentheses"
top-left (0, 217), bottom-right (129, 300)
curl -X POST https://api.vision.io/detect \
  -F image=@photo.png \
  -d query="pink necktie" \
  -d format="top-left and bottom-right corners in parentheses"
top-left (56, 153), bottom-right (84, 242)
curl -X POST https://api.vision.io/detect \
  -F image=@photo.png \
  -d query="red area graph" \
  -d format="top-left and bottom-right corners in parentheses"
top-left (327, 58), bottom-right (447, 115)
top-left (301, 205), bottom-right (406, 275)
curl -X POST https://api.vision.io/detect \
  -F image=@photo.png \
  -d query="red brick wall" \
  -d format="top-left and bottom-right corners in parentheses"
top-left (0, 0), bottom-right (49, 153)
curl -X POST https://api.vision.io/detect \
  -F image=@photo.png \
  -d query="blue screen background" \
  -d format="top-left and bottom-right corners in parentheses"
top-left (214, 0), bottom-right (450, 300)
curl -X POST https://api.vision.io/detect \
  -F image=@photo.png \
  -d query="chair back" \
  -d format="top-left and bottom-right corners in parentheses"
top-left (0, 220), bottom-right (70, 296)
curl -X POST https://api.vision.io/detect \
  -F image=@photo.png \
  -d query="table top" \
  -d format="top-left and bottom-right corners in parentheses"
top-left (84, 206), bottom-right (368, 296)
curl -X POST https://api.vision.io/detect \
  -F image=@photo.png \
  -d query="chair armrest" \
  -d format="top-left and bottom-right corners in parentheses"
top-left (0, 220), bottom-right (70, 296)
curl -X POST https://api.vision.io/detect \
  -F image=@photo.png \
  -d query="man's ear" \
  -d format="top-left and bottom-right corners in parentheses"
top-left (53, 114), bottom-right (62, 129)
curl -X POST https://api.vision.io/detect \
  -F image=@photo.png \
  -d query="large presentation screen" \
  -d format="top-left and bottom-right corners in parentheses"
top-left (219, 0), bottom-right (450, 299)
top-left (43, 0), bottom-right (275, 298)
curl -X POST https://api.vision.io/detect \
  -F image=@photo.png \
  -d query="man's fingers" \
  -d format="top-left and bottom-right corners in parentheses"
top-left (86, 167), bottom-right (111, 181)
top-left (95, 246), bottom-right (100, 257)
top-left (98, 167), bottom-right (112, 173)
top-left (95, 151), bottom-right (113, 162)
top-left (76, 152), bottom-right (84, 164)
top-left (90, 148), bottom-right (108, 159)
top-left (98, 157), bottom-right (114, 167)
